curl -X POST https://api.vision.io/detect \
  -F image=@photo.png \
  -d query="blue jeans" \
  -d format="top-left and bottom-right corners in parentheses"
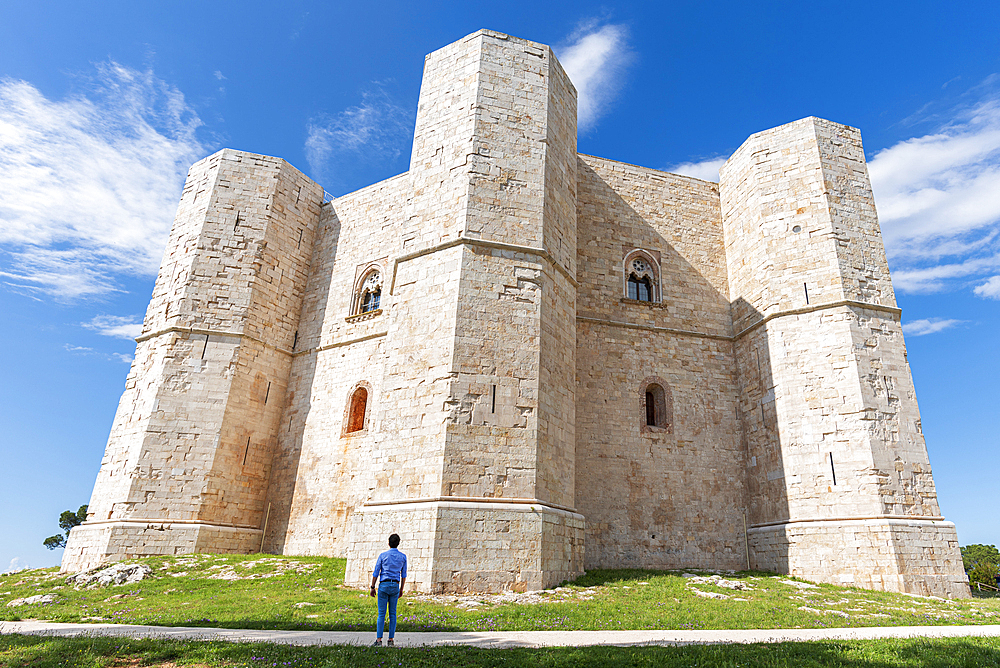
top-left (376, 581), bottom-right (400, 638)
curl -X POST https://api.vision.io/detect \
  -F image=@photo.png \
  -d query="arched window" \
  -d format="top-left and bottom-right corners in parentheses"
top-left (641, 378), bottom-right (673, 433)
top-left (355, 269), bottom-right (382, 314)
top-left (347, 387), bottom-right (368, 433)
top-left (623, 252), bottom-right (659, 303)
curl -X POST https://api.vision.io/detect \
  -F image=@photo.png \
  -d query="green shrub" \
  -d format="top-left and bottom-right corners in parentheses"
top-left (969, 560), bottom-right (1000, 591)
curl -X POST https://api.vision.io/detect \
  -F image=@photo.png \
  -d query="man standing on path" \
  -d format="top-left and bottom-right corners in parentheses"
top-left (370, 533), bottom-right (407, 647)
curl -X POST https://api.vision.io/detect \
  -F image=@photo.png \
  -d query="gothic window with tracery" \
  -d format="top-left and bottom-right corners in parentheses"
top-left (624, 253), bottom-right (659, 303)
top-left (354, 268), bottom-right (383, 315)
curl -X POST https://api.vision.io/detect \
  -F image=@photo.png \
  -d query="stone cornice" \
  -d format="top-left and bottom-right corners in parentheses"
top-left (389, 236), bottom-right (578, 294)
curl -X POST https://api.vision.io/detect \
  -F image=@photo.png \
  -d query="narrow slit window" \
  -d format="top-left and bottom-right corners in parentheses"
top-left (642, 382), bottom-right (671, 431)
top-left (264, 382), bottom-right (271, 405)
top-left (829, 452), bottom-right (837, 485)
top-left (491, 385), bottom-right (497, 414)
top-left (234, 211), bottom-right (241, 230)
top-left (243, 437), bottom-right (251, 466)
top-left (347, 387), bottom-right (368, 433)
top-left (804, 283), bottom-right (810, 304)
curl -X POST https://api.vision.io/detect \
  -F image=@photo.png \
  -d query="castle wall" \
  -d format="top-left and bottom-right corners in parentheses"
top-left (64, 150), bottom-right (323, 571)
top-left (720, 117), bottom-right (968, 597)
top-left (64, 29), bottom-right (967, 599)
top-left (574, 156), bottom-right (747, 570)
top-left (341, 30), bottom-right (584, 592)
top-left (263, 174), bottom-right (406, 556)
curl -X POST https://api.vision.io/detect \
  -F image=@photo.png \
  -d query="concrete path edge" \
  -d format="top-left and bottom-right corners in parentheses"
top-left (3, 620), bottom-right (1000, 648)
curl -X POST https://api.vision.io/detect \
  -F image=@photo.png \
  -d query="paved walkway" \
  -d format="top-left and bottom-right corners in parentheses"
top-left (4, 620), bottom-right (1000, 648)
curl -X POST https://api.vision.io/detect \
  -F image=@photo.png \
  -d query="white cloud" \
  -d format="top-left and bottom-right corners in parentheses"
top-left (667, 156), bottom-right (727, 183)
top-left (555, 22), bottom-right (633, 132)
top-left (5, 557), bottom-right (28, 573)
top-left (974, 275), bottom-right (1000, 299)
top-left (869, 87), bottom-right (1000, 296)
top-left (0, 62), bottom-right (207, 300)
top-left (83, 314), bottom-right (143, 339)
top-left (901, 318), bottom-right (965, 336)
top-left (305, 85), bottom-right (411, 188)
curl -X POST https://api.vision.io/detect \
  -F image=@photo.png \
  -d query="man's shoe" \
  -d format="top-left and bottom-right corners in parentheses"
top-left (372, 639), bottom-right (382, 647)
top-left (386, 639), bottom-right (394, 647)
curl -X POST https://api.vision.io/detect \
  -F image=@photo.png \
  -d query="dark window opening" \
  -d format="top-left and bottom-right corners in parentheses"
top-left (642, 382), bottom-right (672, 432)
top-left (628, 274), bottom-right (653, 302)
top-left (347, 387), bottom-right (368, 433)
top-left (360, 286), bottom-right (381, 313)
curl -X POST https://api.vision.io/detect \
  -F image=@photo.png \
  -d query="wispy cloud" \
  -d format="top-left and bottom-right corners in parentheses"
top-left (667, 156), bottom-right (727, 183)
top-left (63, 342), bottom-right (133, 363)
top-left (0, 62), bottom-right (207, 300)
top-left (901, 318), bottom-right (965, 336)
top-left (4, 557), bottom-right (27, 574)
top-left (869, 79), bottom-right (1000, 295)
top-left (304, 85), bottom-right (412, 191)
top-left (973, 275), bottom-right (1000, 299)
top-left (83, 314), bottom-right (143, 339)
top-left (555, 21), bottom-right (633, 132)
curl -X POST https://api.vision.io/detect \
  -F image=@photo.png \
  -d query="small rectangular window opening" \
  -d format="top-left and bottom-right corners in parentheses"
top-left (803, 283), bottom-right (810, 305)
top-left (491, 385), bottom-right (497, 414)
top-left (243, 437), bottom-right (251, 466)
top-left (297, 229), bottom-right (304, 248)
top-left (264, 382), bottom-right (271, 405)
top-left (201, 335), bottom-right (210, 359)
top-left (295, 186), bottom-right (302, 204)
top-left (234, 211), bottom-right (241, 231)
top-left (829, 452), bottom-right (837, 485)
top-left (293, 331), bottom-right (299, 350)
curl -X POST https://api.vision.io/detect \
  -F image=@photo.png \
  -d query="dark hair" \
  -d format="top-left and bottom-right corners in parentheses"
top-left (388, 533), bottom-right (400, 548)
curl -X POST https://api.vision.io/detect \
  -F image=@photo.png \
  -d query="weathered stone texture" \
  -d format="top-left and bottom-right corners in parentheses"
top-left (720, 117), bottom-right (965, 597)
top-left (65, 31), bottom-right (968, 598)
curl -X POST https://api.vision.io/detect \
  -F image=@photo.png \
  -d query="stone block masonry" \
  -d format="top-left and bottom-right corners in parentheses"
top-left (65, 30), bottom-right (969, 598)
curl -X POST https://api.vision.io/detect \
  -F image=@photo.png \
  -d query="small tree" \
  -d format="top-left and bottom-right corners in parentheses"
top-left (961, 544), bottom-right (1000, 571)
top-left (43, 505), bottom-right (88, 550)
top-left (969, 560), bottom-right (1000, 591)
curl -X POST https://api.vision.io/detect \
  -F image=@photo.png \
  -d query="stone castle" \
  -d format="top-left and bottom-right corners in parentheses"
top-left (63, 29), bottom-right (970, 598)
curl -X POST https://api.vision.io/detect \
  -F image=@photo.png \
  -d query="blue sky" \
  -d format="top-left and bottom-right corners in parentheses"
top-left (1, 0), bottom-right (998, 572)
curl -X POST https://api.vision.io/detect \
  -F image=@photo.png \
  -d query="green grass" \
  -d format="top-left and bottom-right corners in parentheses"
top-left (4, 634), bottom-right (1000, 667)
top-left (2, 554), bottom-right (998, 633)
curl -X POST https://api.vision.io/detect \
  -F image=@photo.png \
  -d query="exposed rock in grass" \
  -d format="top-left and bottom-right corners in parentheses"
top-left (66, 563), bottom-right (152, 588)
top-left (693, 590), bottom-right (729, 599)
top-left (685, 575), bottom-right (752, 590)
top-left (6, 593), bottom-right (56, 607)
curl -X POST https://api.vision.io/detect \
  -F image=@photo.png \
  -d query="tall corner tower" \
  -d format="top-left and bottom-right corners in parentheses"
top-left (63, 149), bottom-right (324, 572)
top-left (719, 117), bottom-right (968, 597)
top-left (343, 29), bottom-right (583, 593)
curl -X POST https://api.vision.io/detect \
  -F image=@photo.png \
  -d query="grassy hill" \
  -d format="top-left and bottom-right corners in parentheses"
top-left (2, 553), bottom-right (998, 632)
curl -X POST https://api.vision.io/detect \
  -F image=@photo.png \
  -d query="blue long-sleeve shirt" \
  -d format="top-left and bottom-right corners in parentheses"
top-left (372, 548), bottom-right (407, 582)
